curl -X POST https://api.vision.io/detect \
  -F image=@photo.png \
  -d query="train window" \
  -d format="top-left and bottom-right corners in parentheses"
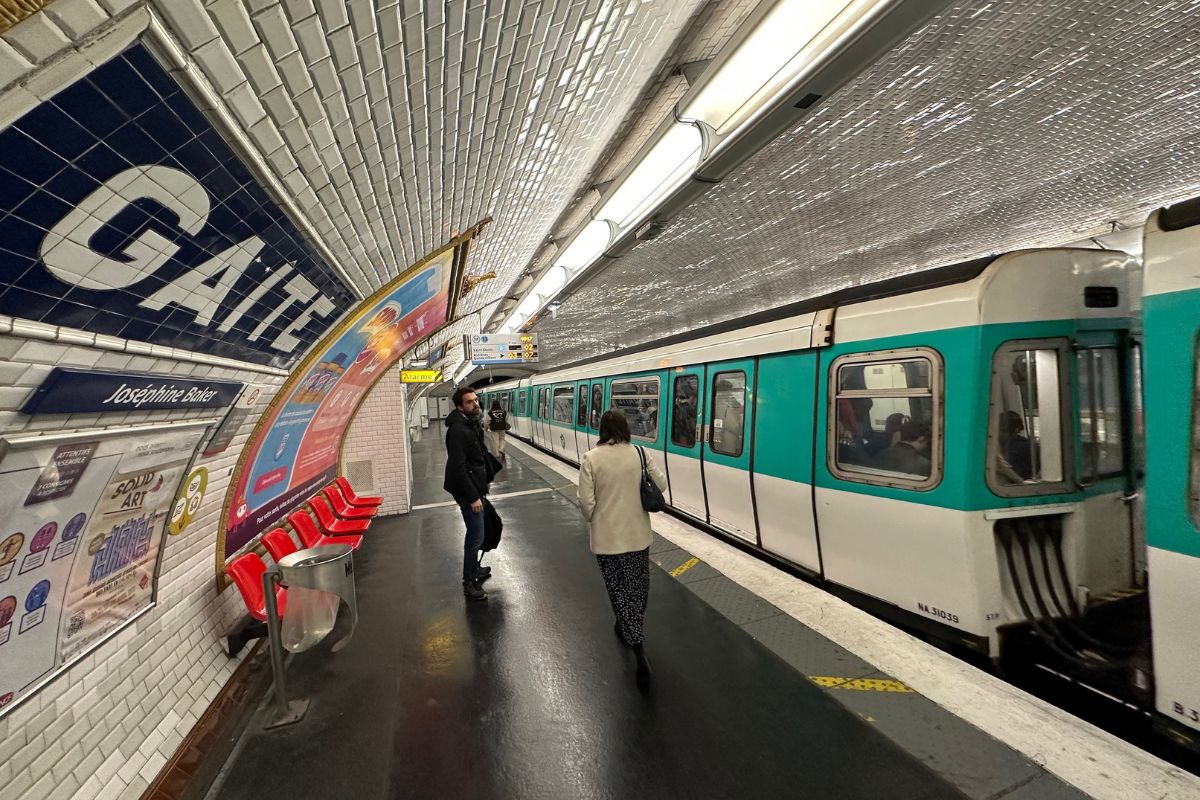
top-left (672, 375), bottom-right (699, 448)
top-left (518, 391), bottom-right (527, 415)
top-left (500, 394), bottom-right (510, 412)
top-left (710, 372), bottom-right (746, 457)
top-left (539, 388), bottom-right (548, 419)
top-left (1077, 348), bottom-right (1124, 482)
top-left (553, 387), bottom-right (574, 424)
top-left (590, 384), bottom-right (603, 430)
top-left (577, 385), bottom-right (588, 427)
top-left (829, 349), bottom-right (942, 490)
top-left (987, 340), bottom-right (1070, 496)
top-left (611, 377), bottom-right (660, 442)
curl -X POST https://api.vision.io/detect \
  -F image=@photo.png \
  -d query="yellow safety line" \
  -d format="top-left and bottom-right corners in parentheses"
top-left (810, 676), bottom-right (913, 693)
top-left (669, 557), bottom-right (700, 577)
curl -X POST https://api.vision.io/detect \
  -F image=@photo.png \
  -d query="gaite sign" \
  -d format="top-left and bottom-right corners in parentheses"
top-left (20, 368), bottom-right (242, 415)
top-left (0, 44), bottom-right (355, 368)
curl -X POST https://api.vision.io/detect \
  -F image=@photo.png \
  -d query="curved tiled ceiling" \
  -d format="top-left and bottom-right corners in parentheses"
top-left (530, 0), bottom-right (1200, 368)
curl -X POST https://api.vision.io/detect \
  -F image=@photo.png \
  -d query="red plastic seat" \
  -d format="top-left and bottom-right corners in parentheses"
top-left (262, 528), bottom-right (300, 562)
top-left (335, 476), bottom-right (383, 507)
top-left (227, 553), bottom-right (287, 622)
top-left (287, 509), bottom-right (363, 551)
top-left (310, 495), bottom-right (371, 535)
top-left (323, 485), bottom-right (377, 520)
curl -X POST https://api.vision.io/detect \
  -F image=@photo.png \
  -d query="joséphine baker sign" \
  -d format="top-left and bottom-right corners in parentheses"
top-left (20, 368), bottom-right (243, 415)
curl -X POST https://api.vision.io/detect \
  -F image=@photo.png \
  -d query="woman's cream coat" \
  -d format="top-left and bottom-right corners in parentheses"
top-left (577, 442), bottom-right (668, 555)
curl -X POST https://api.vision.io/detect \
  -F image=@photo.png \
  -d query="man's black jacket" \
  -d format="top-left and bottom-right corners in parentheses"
top-left (444, 409), bottom-right (488, 502)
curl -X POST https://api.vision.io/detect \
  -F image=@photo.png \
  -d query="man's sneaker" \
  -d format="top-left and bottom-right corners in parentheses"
top-left (463, 580), bottom-right (487, 601)
top-left (478, 565), bottom-right (492, 578)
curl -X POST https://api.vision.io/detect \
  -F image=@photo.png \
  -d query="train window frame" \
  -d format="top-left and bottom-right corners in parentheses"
top-left (518, 390), bottom-right (527, 415)
top-left (610, 376), bottom-right (660, 443)
top-left (826, 347), bottom-right (944, 491)
top-left (576, 384), bottom-right (588, 427)
top-left (1076, 346), bottom-right (1125, 484)
top-left (671, 373), bottom-right (700, 448)
top-left (590, 383), bottom-right (603, 430)
top-left (552, 386), bottom-right (574, 425)
top-left (708, 371), bottom-right (747, 458)
top-left (985, 338), bottom-right (1074, 498)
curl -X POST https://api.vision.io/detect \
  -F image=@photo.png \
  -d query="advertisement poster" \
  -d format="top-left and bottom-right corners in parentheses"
top-left (0, 425), bottom-right (206, 716)
top-left (223, 248), bottom-right (458, 558)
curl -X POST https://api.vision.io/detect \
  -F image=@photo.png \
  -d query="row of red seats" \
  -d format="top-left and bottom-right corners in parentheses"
top-left (228, 477), bottom-right (383, 622)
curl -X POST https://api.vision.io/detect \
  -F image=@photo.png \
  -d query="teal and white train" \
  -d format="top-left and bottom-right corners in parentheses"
top-left (481, 205), bottom-right (1200, 746)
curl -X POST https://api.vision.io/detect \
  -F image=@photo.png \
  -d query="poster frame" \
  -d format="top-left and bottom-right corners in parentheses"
top-left (216, 220), bottom-right (489, 587)
top-left (0, 418), bottom-right (217, 720)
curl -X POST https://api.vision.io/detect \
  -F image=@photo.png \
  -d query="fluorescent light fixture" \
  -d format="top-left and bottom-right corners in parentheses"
top-left (680, 0), bottom-right (888, 135)
top-left (555, 222), bottom-right (611, 274)
top-left (595, 124), bottom-right (702, 226)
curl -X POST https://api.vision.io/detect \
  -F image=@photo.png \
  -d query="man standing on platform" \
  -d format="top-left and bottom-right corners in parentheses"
top-left (444, 387), bottom-right (491, 601)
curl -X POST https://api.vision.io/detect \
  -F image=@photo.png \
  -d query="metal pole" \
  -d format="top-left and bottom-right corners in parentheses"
top-left (261, 568), bottom-right (309, 729)
top-left (262, 568), bottom-right (288, 716)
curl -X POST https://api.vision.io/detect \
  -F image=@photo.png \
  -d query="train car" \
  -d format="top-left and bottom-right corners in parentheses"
top-left (1142, 194), bottom-right (1200, 745)
top-left (484, 247), bottom-right (1143, 673)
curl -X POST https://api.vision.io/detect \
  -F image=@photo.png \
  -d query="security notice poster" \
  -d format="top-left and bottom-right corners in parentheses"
top-left (0, 424), bottom-right (205, 716)
top-left (223, 246), bottom-right (459, 558)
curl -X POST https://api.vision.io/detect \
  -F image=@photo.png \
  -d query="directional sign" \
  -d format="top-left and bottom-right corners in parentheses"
top-left (401, 370), bottom-right (444, 383)
top-left (467, 334), bottom-right (539, 365)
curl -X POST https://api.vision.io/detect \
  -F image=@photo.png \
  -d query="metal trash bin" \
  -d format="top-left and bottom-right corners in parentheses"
top-left (261, 543), bottom-right (357, 728)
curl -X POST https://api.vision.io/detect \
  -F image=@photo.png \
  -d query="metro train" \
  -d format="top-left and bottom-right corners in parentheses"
top-left (478, 193), bottom-right (1200, 747)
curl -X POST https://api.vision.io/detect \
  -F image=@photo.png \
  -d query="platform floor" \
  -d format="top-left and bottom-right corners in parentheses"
top-left (205, 433), bottom-right (1097, 800)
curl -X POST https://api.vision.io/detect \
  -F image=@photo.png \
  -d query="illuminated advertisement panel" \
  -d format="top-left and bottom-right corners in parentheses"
top-left (222, 243), bottom-right (467, 559)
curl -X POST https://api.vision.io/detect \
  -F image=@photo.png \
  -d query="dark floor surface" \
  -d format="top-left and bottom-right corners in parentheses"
top-left (208, 436), bottom-right (966, 800)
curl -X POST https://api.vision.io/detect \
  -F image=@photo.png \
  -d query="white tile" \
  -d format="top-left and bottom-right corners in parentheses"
top-left (207, 0), bottom-right (260, 55)
top-left (0, 37), bottom-right (33, 89)
top-left (2, 13), bottom-right (72, 63)
top-left (43, 0), bottom-right (110, 39)
top-left (156, 0), bottom-right (221, 51)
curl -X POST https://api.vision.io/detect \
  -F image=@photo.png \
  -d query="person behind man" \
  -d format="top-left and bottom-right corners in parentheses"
top-left (875, 418), bottom-right (932, 477)
top-left (577, 410), bottom-right (668, 691)
top-left (487, 399), bottom-right (509, 460)
top-left (444, 387), bottom-right (492, 601)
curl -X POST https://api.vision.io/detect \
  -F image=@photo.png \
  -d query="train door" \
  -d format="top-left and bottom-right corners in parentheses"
top-left (666, 366), bottom-right (707, 519)
top-left (754, 352), bottom-right (821, 573)
top-left (702, 359), bottom-right (758, 543)
top-left (586, 381), bottom-right (604, 450)
top-left (572, 382), bottom-right (589, 463)
top-left (550, 383), bottom-right (575, 459)
top-left (535, 386), bottom-right (549, 448)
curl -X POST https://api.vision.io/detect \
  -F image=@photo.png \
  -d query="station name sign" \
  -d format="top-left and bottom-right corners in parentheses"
top-left (467, 333), bottom-right (539, 365)
top-left (0, 45), bottom-right (355, 368)
top-left (21, 367), bottom-right (243, 415)
top-left (400, 370), bottom-right (444, 383)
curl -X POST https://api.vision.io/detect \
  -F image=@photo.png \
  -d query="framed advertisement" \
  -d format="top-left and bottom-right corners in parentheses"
top-left (0, 420), bottom-right (213, 718)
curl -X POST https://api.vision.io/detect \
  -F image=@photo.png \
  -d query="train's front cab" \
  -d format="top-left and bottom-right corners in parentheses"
top-left (1142, 196), bottom-right (1200, 745)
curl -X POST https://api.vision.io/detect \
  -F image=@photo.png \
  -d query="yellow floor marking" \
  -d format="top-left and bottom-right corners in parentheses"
top-left (669, 557), bottom-right (700, 577)
top-left (810, 676), bottom-right (913, 693)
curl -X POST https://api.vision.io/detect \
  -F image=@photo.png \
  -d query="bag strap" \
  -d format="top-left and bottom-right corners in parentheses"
top-left (636, 446), bottom-right (648, 477)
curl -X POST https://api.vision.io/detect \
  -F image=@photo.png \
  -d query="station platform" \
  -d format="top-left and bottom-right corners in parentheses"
top-left (200, 434), bottom-right (1167, 800)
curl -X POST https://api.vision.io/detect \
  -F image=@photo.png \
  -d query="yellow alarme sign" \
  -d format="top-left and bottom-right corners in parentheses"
top-left (401, 370), bottom-right (444, 383)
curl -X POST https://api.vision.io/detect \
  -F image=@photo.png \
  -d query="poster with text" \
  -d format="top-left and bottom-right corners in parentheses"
top-left (0, 426), bottom-right (205, 717)
top-left (223, 248), bottom-right (456, 557)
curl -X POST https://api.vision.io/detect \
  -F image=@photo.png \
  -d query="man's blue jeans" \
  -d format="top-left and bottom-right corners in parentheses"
top-left (456, 496), bottom-right (485, 582)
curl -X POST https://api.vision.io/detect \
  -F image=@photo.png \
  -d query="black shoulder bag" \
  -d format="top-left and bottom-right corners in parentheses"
top-left (636, 446), bottom-right (666, 513)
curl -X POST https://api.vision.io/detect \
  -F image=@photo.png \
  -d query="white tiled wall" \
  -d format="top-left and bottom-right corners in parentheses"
top-left (0, 330), bottom-right (287, 800)
top-left (342, 364), bottom-right (410, 517)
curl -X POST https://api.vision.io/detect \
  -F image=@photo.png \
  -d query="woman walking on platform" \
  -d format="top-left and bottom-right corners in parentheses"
top-left (578, 410), bottom-right (668, 690)
top-left (487, 399), bottom-right (509, 460)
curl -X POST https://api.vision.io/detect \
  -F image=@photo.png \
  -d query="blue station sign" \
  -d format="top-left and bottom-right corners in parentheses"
top-left (20, 367), bottom-right (243, 415)
top-left (0, 44), bottom-right (356, 368)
